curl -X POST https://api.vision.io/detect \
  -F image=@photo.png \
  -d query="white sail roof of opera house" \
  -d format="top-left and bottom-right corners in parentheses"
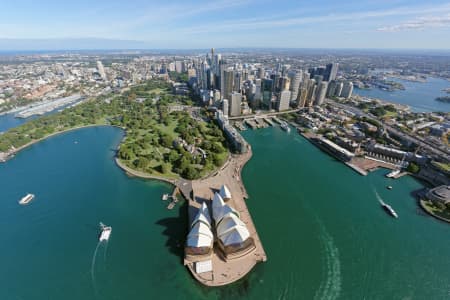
top-left (191, 202), bottom-right (211, 228)
top-left (219, 185), bottom-right (232, 200)
top-left (217, 213), bottom-right (251, 246)
top-left (186, 222), bottom-right (214, 248)
top-left (212, 192), bottom-right (239, 222)
top-left (212, 192), bottom-right (225, 221)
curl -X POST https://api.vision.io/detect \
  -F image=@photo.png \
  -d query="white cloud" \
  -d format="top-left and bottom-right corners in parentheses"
top-left (377, 14), bottom-right (450, 32)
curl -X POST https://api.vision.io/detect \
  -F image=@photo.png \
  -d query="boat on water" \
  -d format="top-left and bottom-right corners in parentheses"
top-left (19, 193), bottom-right (35, 205)
top-left (280, 121), bottom-right (291, 133)
top-left (386, 169), bottom-right (400, 178)
top-left (99, 222), bottom-right (112, 241)
top-left (380, 201), bottom-right (398, 218)
top-left (387, 185), bottom-right (393, 190)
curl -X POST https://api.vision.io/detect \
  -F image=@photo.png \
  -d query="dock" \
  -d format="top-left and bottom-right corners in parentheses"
top-left (184, 147), bottom-right (267, 286)
top-left (272, 117), bottom-right (282, 124)
top-left (244, 119), bottom-right (258, 129)
top-left (263, 117), bottom-right (274, 126)
top-left (254, 118), bottom-right (268, 128)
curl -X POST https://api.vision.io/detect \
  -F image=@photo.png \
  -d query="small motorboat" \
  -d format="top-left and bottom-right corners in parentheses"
top-left (387, 186), bottom-right (393, 190)
top-left (19, 193), bottom-right (35, 205)
top-left (99, 222), bottom-right (112, 242)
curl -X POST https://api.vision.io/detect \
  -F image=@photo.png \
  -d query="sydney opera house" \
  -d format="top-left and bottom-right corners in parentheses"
top-left (185, 184), bottom-right (255, 261)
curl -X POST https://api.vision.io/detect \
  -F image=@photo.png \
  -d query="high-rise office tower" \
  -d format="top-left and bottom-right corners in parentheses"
top-left (335, 82), bottom-right (344, 97)
top-left (253, 79), bottom-right (262, 109)
top-left (315, 81), bottom-right (328, 106)
top-left (341, 81), bottom-right (354, 99)
top-left (327, 80), bottom-right (337, 97)
top-left (288, 70), bottom-right (302, 102)
top-left (324, 63), bottom-right (339, 82)
top-left (262, 79), bottom-right (273, 109)
top-left (229, 92), bottom-right (242, 117)
top-left (313, 75), bottom-right (324, 86)
top-left (222, 99), bottom-right (229, 117)
top-left (258, 67), bottom-right (265, 79)
top-left (306, 79), bottom-right (317, 107)
top-left (221, 69), bottom-right (234, 100)
top-left (234, 72), bottom-right (242, 93)
top-left (175, 61), bottom-right (183, 73)
top-left (277, 90), bottom-right (291, 111)
top-left (97, 61), bottom-right (107, 80)
top-left (279, 76), bottom-right (290, 91)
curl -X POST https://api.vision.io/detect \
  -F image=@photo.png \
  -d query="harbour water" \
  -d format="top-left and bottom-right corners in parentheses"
top-left (355, 77), bottom-right (450, 112)
top-left (1, 126), bottom-right (450, 299)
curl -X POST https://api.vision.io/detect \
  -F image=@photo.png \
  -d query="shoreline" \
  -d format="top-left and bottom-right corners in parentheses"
top-left (419, 199), bottom-right (450, 224)
top-left (0, 124), bottom-right (120, 162)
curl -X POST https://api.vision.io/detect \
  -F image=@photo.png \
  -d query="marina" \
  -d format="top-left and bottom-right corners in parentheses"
top-left (14, 94), bottom-right (83, 118)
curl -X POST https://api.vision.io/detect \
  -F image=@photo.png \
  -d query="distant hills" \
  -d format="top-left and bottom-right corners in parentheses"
top-left (0, 38), bottom-right (148, 51)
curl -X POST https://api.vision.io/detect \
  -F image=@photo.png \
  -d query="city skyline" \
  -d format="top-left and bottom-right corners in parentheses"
top-left (2, 0), bottom-right (450, 50)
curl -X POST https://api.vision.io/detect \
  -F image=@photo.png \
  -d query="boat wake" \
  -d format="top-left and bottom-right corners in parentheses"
top-left (314, 222), bottom-right (341, 300)
top-left (91, 241), bottom-right (102, 296)
top-left (373, 188), bottom-right (385, 206)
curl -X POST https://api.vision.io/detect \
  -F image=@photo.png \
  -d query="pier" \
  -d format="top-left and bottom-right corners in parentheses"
top-left (184, 147), bottom-right (267, 286)
top-left (263, 117), bottom-right (274, 126)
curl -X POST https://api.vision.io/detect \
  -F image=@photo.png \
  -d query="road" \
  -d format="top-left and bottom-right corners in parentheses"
top-left (325, 99), bottom-right (450, 161)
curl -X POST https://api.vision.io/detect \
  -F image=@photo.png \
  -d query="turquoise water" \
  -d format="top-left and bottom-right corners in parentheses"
top-left (1, 126), bottom-right (449, 299)
top-left (355, 77), bottom-right (450, 112)
top-left (0, 113), bottom-right (29, 132)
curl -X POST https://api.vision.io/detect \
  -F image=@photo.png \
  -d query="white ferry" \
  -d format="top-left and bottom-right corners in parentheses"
top-left (386, 169), bottom-right (400, 178)
top-left (99, 222), bottom-right (112, 242)
top-left (280, 121), bottom-right (291, 133)
top-left (19, 193), bottom-right (35, 205)
top-left (380, 200), bottom-right (398, 218)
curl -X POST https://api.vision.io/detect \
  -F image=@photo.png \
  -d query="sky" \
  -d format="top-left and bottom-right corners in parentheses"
top-left (1, 0), bottom-right (450, 50)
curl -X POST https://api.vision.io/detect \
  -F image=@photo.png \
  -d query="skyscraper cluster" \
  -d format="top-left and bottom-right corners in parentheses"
top-left (192, 49), bottom-right (354, 117)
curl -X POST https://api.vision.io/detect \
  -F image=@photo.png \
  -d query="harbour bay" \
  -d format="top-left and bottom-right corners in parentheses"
top-left (1, 125), bottom-right (449, 299)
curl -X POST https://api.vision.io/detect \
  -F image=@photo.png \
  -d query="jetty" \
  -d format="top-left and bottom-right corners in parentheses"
top-left (272, 116), bottom-right (282, 124)
top-left (254, 118), bottom-right (268, 128)
top-left (184, 147), bottom-right (267, 286)
top-left (263, 117), bottom-right (274, 126)
top-left (244, 119), bottom-right (258, 129)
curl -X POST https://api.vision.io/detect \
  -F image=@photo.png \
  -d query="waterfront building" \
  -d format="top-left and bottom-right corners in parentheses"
top-left (216, 111), bottom-right (248, 153)
top-left (212, 192), bottom-right (254, 258)
top-left (222, 99), bottom-right (229, 117)
top-left (426, 185), bottom-right (450, 205)
top-left (230, 92), bottom-right (242, 117)
top-left (277, 90), bottom-right (291, 111)
top-left (317, 137), bottom-right (355, 161)
top-left (341, 81), bottom-right (354, 99)
top-left (186, 202), bottom-right (214, 257)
